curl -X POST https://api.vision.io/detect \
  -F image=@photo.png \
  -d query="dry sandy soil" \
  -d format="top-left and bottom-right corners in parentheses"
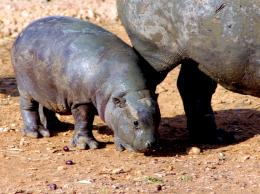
top-left (0, 0), bottom-right (259, 193)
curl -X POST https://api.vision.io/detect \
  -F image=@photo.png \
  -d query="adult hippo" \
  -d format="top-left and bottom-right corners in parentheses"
top-left (117, 0), bottom-right (260, 143)
top-left (11, 16), bottom-right (160, 152)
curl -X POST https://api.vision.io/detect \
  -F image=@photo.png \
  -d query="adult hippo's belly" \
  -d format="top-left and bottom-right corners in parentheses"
top-left (117, 0), bottom-right (260, 144)
top-left (117, 0), bottom-right (260, 97)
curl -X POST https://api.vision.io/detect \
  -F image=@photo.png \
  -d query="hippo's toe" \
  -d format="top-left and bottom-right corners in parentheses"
top-left (114, 139), bottom-right (126, 152)
top-left (22, 125), bottom-right (50, 138)
top-left (71, 134), bottom-right (99, 150)
top-left (114, 138), bottom-right (136, 152)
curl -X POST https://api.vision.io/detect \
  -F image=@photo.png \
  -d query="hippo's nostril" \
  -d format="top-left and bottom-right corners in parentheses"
top-left (145, 139), bottom-right (157, 150)
top-left (145, 141), bottom-right (152, 149)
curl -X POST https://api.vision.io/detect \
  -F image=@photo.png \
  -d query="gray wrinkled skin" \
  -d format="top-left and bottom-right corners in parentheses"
top-left (11, 16), bottom-right (160, 152)
top-left (117, 0), bottom-right (260, 96)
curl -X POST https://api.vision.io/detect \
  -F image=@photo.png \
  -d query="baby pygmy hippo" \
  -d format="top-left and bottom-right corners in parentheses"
top-left (11, 16), bottom-right (160, 152)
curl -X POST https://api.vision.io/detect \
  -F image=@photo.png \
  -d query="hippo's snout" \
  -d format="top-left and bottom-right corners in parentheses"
top-left (145, 140), bottom-right (156, 150)
top-left (133, 135), bottom-right (158, 153)
top-left (115, 133), bottom-right (158, 153)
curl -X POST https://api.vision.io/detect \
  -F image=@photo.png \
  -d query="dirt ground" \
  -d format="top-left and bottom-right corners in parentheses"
top-left (0, 0), bottom-right (259, 193)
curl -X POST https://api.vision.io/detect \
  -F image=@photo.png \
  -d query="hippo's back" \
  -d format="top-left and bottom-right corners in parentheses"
top-left (117, 0), bottom-right (260, 97)
top-left (11, 16), bottom-right (137, 112)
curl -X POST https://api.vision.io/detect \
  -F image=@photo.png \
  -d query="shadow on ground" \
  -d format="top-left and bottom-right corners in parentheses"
top-left (92, 109), bottom-right (260, 156)
top-left (150, 109), bottom-right (260, 156)
top-left (0, 77), bottom-right (19, 97)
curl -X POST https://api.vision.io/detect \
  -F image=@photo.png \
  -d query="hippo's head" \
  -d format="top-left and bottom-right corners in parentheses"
top-left (105, 90), bottom-right (160, 153)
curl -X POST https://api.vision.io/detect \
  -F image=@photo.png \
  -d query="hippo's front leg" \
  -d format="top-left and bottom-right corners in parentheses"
top-left (20, 96), bottom-right (50, 138)
top-left (177, 59), bottom-right (235, 144)
top-left (71, 104), bottom-right (99, 149)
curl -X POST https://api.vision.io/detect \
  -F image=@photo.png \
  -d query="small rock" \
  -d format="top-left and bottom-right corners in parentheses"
top-left (112, 185), bottom-right (120, 189)
top-left (65, 160), bottom-right (74, 165)
top-left (86, 9), bottom-right (95, 19)
top-left (57, 166), bottom-right (66, 171)
top-left (154, 172), bottom-right (166, 178)
top-left (28, 167), bottom-right (38, 171)
top-left (48, 183), bottom-right (57, 190)
top-left (63, 132), bottom-right (69, 136)
top-left (218, 152), bottom-right (226, 160)
top-left (10, 123), bottom-right (16, 129)
top-left (186, 147), bottom-right (201, 155)
top-left (19, 138), bottom-right (25, 146)
top-left (14, 190), bottom-right (25, 194)
top-left (243, 155), bottom-right (250, 161)
top-left (112, 168), bottom-right (125, 174)
top-left (157, 185), bottom-right (162, 191)
top-left (46, 147), bottom-right (52, 151)
top-left (243, 99), bottom-right (252, 105)
top-left (78, 179), bottom-right (93, 184)
top-left (0, 127), bottom-right (9, 132)
top-left (21, 10), bottom-right (29, 18)
top-left (63, 146), bottom-right (70, 152)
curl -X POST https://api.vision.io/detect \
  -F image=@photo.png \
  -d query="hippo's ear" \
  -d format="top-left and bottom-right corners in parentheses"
top-left (113, 97), bottom-right (126, 108)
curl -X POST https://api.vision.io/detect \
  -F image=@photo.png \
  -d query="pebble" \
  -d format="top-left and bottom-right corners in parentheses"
top-left (243, 155), bottom-right (250, 161)
top-left (63, 132), bottom-right (69, 136)
top-left (218, 152), bottom-right (226, 160)
top-left (154, 172), bottom-right (166, 178)
top-left (19, 138), bottom-right (25, 146)
top-left (243, 99), bottom-right (252, 105)
top-left (48, 183), bottom-right (57, 190)
top-left (0, 127), bottom-right (9, 132)
top-left (57, 166), bottom-right (66, 171)
top-left (63, 146), bottom-right (70, 152)
top-left (112, 168), bottom-right (124, 174)
top-left (157, 185), bottom-right (162, 191)
top-left (14, 190), bottom-right (25, 194)
top-left (65, 160), bottom-right (74, 165)
top-left (10, 123), bottom-right (16, 129)
top-left (78, 179), bottom-right (93, 184)
top-left (186, 147), bottom-right (201, 155)
top-left (86, 9), bottom-right (95, 19)
top-left (112, 185), bottom-right (120, 189)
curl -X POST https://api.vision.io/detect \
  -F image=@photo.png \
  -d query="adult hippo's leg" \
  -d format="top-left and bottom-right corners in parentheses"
top-left (177, 59), bottom-right (234, 144)
top-left (20, 96), bottom-right (50, 138)
top-left (71, 104), bottom-right (99, 149)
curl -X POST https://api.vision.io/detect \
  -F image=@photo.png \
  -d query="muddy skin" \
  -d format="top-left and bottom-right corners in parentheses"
top-left (11, 16), bottom-right (160, 152)
top-left (117, 0), bottom-right (259, 144)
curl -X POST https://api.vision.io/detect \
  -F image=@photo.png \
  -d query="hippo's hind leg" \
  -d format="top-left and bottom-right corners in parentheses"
top-left (20, 96), bottom-right (50, 138)
top-left (39, 105), bottom-right (67, 131)
top-left (71, 104), bottom-right (99, 149)
top-left (177, 59), bottom-right (234, 144)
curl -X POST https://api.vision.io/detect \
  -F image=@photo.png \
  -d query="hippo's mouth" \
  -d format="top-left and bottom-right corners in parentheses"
top-left (114, 137), bottom-right (153, 153)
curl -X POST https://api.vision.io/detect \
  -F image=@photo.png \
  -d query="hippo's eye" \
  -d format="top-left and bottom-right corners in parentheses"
top-left (133, 121), bottom-right (139, 127)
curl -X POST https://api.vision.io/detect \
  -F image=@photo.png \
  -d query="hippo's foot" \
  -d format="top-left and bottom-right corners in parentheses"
top-left (114, 138), bottom-right (134, 152)
top-left (22, 125), bottom-right (50, 138)
top-left (71, 131), bottom-right (99, 149)
top-left (115, 139), bottom-right (125, 151)
top-left (190, 128), bottom-right (236, 145)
